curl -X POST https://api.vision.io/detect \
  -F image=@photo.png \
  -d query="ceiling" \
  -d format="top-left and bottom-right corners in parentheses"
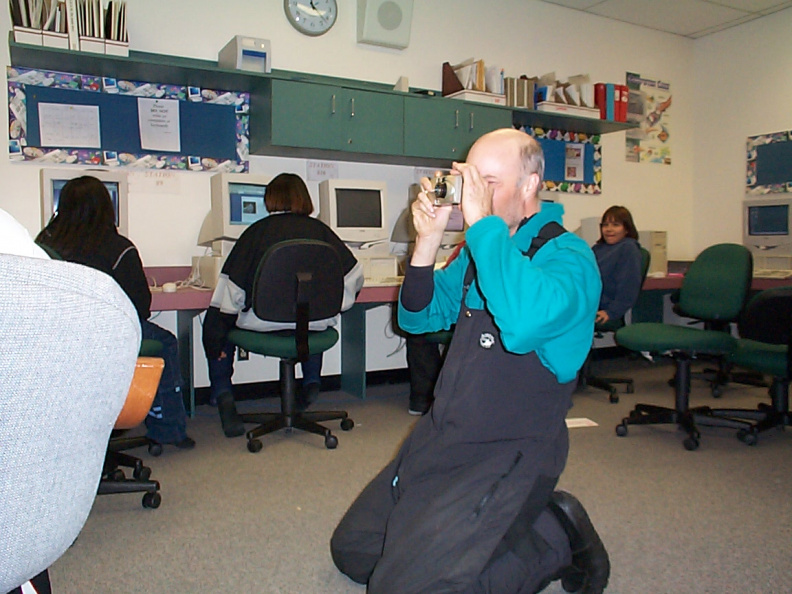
top-left (539, 0), bottom-right (792, 38)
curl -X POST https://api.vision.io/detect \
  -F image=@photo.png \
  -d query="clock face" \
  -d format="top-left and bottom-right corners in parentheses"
top-left (284, 0), bottom-right (338, 36)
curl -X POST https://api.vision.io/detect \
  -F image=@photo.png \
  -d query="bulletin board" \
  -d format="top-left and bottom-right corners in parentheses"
top-left (7, 66), bottom-right (250, 172)
top-left (527, 127), bottom-right (602, 194)
top-left (747, 130), bottom-right (792, 195)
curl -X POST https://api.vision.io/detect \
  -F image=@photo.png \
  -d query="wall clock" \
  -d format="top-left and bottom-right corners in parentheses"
top-left (284, 0), bottom-right (338, 37)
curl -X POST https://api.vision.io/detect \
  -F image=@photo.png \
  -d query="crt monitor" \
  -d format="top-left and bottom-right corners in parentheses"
top-left (318, 179), bottom-right (388, 245)
top-left (743, 197), bottom-right (792, 267)
top-left (198, 172), bottom-right (272, 246)
top-left (40, 168), bottom-right (129, 236)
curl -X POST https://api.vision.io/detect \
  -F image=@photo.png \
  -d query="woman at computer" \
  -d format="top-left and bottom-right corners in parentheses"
top-left (202, 172), bottom-right (364, 438)
top-left (592, 205), bottom-right (643, 324)
top-left (36, 176), bottom-right (194, 451)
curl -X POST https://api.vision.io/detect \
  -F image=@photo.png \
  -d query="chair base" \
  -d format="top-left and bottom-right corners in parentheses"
top-left (616, 354), bottom-right (780, 450)
top-left (240, 359), bottom-right (354, 452)
top-left (97, 434), bottom-right (161, 508)
top-left (585, 375), bottom-right (632, 404)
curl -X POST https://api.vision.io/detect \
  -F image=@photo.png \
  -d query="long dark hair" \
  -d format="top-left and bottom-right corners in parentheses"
top-left (35, 175), bottom-right (118, 260)
top-left (597, 205), bottom-right (638, 243)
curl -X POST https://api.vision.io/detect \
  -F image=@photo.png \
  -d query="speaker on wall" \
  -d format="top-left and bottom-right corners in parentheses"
top-left (357, 0), bottom-right (414, 50)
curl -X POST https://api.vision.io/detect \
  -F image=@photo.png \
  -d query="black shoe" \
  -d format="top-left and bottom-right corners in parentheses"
top-left (173, 436), bottom-right (196, 449)
top-left (549, 491), bottom-right (610, 594)
top-left (217, 392), bottom-right (244, 437)
top-left (408, 397), bottom-right (433, 416)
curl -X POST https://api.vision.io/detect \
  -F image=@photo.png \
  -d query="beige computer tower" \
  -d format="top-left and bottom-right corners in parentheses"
top-left (638, 230), bottom-right (667, 276)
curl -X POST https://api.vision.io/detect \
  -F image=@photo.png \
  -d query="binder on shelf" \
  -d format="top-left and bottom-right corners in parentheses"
top-left (594, 83), bottom-right (606, 119)
top-left (64, 0), bottom-right (80, 50)
top-left (605, 83), bottom-right (616, 121)
top-left (618, 84), bottom-right (628, 122)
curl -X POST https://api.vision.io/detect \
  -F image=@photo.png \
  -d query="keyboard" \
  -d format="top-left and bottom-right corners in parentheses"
top-left (753, 269), bottom-right (792, 279)
top-left (364, 276), bottom-right (404, 287)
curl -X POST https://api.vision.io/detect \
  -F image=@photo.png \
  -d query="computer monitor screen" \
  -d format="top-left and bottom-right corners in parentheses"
top-left (228, 182), bottom-right (268, 226)
top-left (743, 197), bottom-right (792, 263)
top-left (318, 179), bottom-right (388, 245)
top-left (198, 172), bottom-right (272, 246)
top-left (748, 203), bottom-right (788, 236)
top-left (40, 169), bottom-right (129, 235)
top-left (336, 189), bottom-right (382, 228)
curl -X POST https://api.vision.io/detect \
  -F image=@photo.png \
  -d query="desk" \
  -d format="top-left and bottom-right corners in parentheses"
top-left (147, 266), bottom-right (402, 411)
top-left (150, 268), bottom-right (792, 410)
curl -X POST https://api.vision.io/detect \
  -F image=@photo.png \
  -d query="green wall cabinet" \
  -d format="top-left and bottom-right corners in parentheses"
top-left (269, 79), bottom-right (404, 156)
top-left (404, 97), bottom-right (512, 161)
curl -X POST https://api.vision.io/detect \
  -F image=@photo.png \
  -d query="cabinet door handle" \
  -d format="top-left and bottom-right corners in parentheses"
top-left (350, 97), bottom-right (355, 117)
top-left (469, 112), bottom-right (474, 131)
top-left (331, 94), bottom-right (336, 114)
top-left (455, 109), bottom-right (459, 129)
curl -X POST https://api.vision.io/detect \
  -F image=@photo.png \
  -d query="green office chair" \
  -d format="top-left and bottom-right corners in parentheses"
top-left (582, 246), bottom-right (651, 403)
top-left (709, 286), bottom-right (792, 444)
top-left (614, 244), bottom-right (752, 450)
top-left (227, 239), bottom-right (353, 452)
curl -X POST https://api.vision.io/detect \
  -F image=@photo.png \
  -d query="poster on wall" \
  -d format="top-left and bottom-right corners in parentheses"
top-left (625, 72), bottom-right (672, 165)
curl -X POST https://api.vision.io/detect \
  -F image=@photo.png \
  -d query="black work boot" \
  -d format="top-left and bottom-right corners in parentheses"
top-left (548, 491), bottom-right (610, 594)
top-left (217, 391), bottom-right (244, 437)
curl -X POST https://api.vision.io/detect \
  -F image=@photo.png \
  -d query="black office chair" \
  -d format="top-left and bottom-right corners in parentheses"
top-left (704, 286), bottom-right (792, 445)
top-left (582, 246), bottom-right (651, 403)
top-left (615, 244), bottom-right (753, 450)
top-left (227, 239), bottom-right (354, 452)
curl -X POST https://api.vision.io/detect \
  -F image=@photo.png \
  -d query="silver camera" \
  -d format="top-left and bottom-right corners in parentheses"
top-left (430, 174), bottom-right (463, 206)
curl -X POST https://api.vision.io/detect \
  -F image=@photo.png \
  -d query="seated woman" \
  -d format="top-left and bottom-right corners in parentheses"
top-left (202, 172), bottom-right (364, 438)
top-left (592, 205), bottom-right (643, 326)
top-left (36, 176), bottom-right (194, 450)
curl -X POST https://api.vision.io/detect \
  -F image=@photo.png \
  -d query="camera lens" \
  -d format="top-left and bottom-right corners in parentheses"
top-left (434, 180), bottom-right (447, 198)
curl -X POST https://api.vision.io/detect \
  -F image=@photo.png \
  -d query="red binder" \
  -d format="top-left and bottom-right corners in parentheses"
top-left (618, 84), bottom-right (629, 122)
top-left (594, 83), bottom-right (606, 119)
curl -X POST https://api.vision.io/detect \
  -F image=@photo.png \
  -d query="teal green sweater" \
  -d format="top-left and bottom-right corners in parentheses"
top-left (398, 202), bottom-right (601, 383)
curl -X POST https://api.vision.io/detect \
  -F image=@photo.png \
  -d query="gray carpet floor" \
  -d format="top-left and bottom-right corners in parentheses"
top-left (51, 358), bottom-right (792, 593)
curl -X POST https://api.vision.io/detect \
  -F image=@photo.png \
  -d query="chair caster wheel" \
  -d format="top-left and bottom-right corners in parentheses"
top-left (148, 442), bottom-right (163, 457)
top-left (711, 385), bottom-right (723, 399)
top-left (142, 492), bottom-right (161, 509)
top-left (626, 384), bottom-right (634, 394)
top-left (133, 466), bottom-right (152, 481)
top-left (683, 436), bottom-right (700, 451)
top-left (247, 439), bottom-right (263, 453)
top-left (325, 433), bottom-right (338, 449)
top-left (340, 418), bottom-right (354, 431)
top-left (737, 429), bottom-right (758, 446)
top-left (609, 391), bottom-right (619, 404)
top-left (615, 423), bottom-right (628, 437)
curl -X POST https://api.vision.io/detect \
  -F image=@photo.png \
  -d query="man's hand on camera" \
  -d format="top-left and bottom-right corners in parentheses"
top-left (410, 177), bottom-right (452, 267)
top-left (453, 161), bottom-right (492, 228)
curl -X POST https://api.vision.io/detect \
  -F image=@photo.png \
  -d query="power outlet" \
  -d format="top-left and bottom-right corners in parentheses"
top-left (237, 347), bottom-right (249, 361)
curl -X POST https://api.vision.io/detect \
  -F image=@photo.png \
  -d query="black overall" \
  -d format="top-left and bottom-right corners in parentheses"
top-left (332, 225), bottom-right (575, 593)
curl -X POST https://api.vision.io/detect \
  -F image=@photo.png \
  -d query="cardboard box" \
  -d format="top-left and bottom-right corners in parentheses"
top-left (446, 90), bottom-right (506, 106)
top-left (535, 102), bottom-right (600, 119)
top-left (105, 39), bottom-right (129, 57)
top-left (13, 26), bottom-right (43, 46)
top-left (79, 35), bottom-right (105, 54)
top-left (42, 30), bottom-right (69, 49)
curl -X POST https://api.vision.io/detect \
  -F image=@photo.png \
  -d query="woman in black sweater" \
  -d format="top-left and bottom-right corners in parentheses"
top-left (36, 176), bottom-right (194, 450)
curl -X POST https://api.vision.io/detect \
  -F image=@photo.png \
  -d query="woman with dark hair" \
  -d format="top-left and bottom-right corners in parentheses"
top-left (203, 172), bottom-right (363, 438)
top-left (36, 175), bottom-right (194, 450)
top-left (592, 205), bottom-right (643, 325)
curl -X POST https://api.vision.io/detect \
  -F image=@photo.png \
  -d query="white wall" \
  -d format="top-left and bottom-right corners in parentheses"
top-left (692, 10), bottom-right (792, 254)
top-left (3, 0), bottom-right (787, 383)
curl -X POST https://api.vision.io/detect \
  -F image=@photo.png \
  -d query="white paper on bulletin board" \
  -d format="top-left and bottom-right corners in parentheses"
top-left (38, 103), bottom-right (101, 148)
top-left (138, 98), bottom-right (181, 152)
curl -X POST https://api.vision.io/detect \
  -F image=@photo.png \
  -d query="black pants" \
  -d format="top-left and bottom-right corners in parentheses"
top-left (405, 334), bottom-right (444, 409)
top-left (330, 436), bottom-right (572, 593)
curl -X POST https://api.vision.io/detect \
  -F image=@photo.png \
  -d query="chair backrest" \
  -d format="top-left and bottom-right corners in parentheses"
top-left (738, 286), bottom-right (792, 346)
top-left (639, 246), bottom-right (651, 283)
top-left (0, 254), bottom-right (140, 592)
top-left (115, 357), bottom-right (165, 430)
top-left (251, 239), bottom-right (344, 360)
top-left (677, 243), bottom-right (753, 323)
